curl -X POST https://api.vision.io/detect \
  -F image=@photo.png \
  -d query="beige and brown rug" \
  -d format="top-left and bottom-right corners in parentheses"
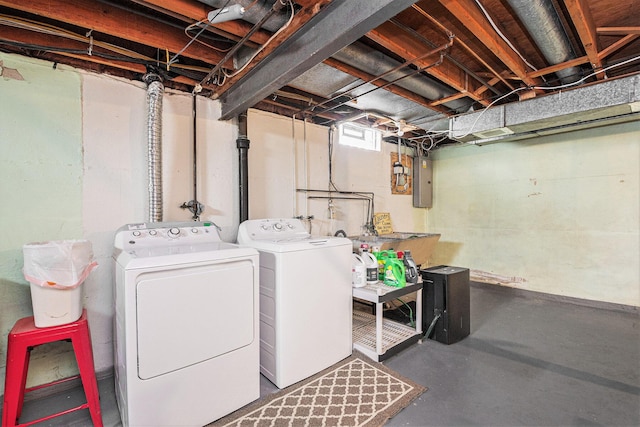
top-left (209, 352), bottom-right (426, 427)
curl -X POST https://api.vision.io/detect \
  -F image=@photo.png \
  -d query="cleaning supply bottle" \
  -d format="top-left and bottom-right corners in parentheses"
top-left (402, 250), bottom-right (419, 284)
top-left (383, 258), bottom-right (406, 288)
top-left (374, 250), bottom-right (396, 280)
top-left (351, 253), bottom-right (366, 288)
top-left (361, 251), bottom-right (379, 284)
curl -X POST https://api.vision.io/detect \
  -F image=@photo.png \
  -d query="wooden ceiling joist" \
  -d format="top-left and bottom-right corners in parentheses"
top-left (598, 34), bottom-right (640, 60)
top-left (0, 0), bottom-right (226, 65)
top-left (367, 22), bottom-right (492, 107)
top-left (597, 27), bottom-right (640, 35)
top-left (137, 0), bottom-right (271, 45)
top-left (437, 0), bottom-right (541, 88)
top-left (564, 0), bottom-right (603, 79)
top-left (323, 57), bottom-right (452, 115)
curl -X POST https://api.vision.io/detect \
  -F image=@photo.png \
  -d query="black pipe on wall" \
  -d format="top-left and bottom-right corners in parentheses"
top-left (237, 111), bottom-right (250, 223)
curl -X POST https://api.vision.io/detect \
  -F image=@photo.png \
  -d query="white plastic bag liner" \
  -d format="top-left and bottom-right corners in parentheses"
top-left (23, 239), bottom-right (97, 328)
top-left (23, 239), bottom-right (97, 290)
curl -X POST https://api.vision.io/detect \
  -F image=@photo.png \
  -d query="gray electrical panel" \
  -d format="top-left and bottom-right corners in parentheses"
top-left (413, 156), bottom-right (433, 208)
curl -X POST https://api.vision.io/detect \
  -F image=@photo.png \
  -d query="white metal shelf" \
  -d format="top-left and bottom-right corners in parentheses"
top-left (352, 282), bottom-right (423, 361)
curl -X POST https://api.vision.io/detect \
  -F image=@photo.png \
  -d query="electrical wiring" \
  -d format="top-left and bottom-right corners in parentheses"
top-left (198, 0), bottom-right (289, 87)
top-left (0, 14), bottom-right (149, 61)
top-left (473, 0), bottom-right (540, 73)
top-left (0, 38), bottom-right (210, 82)
top-left (222, 0), bottom-right (295, 79)
top-left (532, 54), bottom-right (640, 91)
top-left (167, 0), bottom-right (232, 68)
top-left (183, 19), bottom-right (234, 54)
top-left (450, 53), bottom-right (640, 141)
top-left (0, 12), bottom-right (217, 81)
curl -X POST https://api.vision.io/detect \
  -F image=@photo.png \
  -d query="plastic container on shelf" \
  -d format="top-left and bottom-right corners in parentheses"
top-left (23, 239), bottom-right (97, 327)
top-left (361, 251), bottom-right (379, 284)
top-left (351, 253), bottom-right (366, 288)
top-left (383, 259), bottom-right (406, 288)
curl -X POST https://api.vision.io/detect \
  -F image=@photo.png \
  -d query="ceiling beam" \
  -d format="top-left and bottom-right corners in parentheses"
top-left (598, 34), bottom-right (640, 60)
top-left (367, 22), bottom-right (491, 107)
top-left (217, 0), bottom-right (419, 120)
top-left (597, 27), bottom-right (640, 35)
top-left (411, 4), bottom-right (515, 91)
top-left (527, 56), bottom-right (589, 78)
top-left (0, 0), bottom-right (226, 65)
top-left (137, 0), bottom-right (271, 45)
top-left (564, 0), bottom-right (602, 79)
top-left (437, 0), bottom-right (540, 88)
top-left (323, 57), bottom-right (452, 115)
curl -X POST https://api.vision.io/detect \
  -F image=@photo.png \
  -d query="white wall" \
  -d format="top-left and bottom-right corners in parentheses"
top-left (247, 109), bottom-right (428, 236)
top-left (429, 121), bottom-right (640, 306)
top-left (0, 52), bottom-right (239, 395)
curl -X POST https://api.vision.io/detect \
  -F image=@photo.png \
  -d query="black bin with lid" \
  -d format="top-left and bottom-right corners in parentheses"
top-left (420, 265), bottom-right (470, 344)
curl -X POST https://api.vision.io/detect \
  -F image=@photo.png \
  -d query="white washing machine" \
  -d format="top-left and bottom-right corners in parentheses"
top-left (113, 222), bottom-right (259, 427)
top-left (237, 218), bottom-right (352, 388)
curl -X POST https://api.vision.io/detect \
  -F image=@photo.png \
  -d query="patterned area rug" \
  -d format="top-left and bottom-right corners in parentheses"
top-left (209, 352), bottom-right (426, 427)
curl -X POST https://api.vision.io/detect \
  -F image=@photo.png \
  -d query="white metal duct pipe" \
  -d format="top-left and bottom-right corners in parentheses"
top-left (197, 0), bottom-right (289, 32)
top-left (144, 74), bottom-right (164, 223)
top-left (505, 0), bottom-right (581, 84)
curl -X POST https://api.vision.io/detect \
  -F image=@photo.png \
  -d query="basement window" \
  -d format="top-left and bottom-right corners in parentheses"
top-left (338, 123), bottom-right (381, 151)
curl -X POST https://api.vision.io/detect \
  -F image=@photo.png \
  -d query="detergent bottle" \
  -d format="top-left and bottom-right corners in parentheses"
top-left (400, 250), bottom-right (419, 284)
top-left (351, 253), bottom-right (366, 288)
top-left (361, 251), bottom-right (379, 284)
top-left (383, 258), bottom-right (406, 288)
top-left (374, 250), bottom-right (396, 280)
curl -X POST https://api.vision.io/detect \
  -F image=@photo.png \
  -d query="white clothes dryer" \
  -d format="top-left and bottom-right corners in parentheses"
top-left (237, 218), bottom-right (352, 389)
top-left (113, 222), bottom-right (259, 427)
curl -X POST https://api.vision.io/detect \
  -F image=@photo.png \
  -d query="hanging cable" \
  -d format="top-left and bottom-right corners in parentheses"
top-left (450, 54), bottom-right (640, 140)
top-left (199, 0), bottom-right (288, 88)
top-left (473, 0), bottom-right (540, 73)
top-left (168, 0), bottom-right (232, 68)
top-left (223, 0), bottom-right (295, 79)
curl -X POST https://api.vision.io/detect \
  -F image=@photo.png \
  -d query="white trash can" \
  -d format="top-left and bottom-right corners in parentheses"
top-left (23, 240), bottom-right (97, 328)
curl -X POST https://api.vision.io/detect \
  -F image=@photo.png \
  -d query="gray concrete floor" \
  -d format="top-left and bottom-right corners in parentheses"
top-left (3, 283), bottom-right (639, 426)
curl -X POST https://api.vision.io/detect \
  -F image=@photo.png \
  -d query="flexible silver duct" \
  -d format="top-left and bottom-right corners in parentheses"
top-left (505, 0), bottom-right (581, 84)
top-left (144, 74), bottom-right (164, 223)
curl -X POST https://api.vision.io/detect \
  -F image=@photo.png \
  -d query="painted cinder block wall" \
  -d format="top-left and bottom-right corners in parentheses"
top-left (428, 124), bottom-right (640, 306)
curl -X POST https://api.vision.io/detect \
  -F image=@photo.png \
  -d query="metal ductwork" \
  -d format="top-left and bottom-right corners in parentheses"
top-left (144, 73), bottom-right (164, 222)
top-left (505, 0), bottom-right (581, 84)
top-left (331, 42), bottom-right (469, 114)
top-left (196, 0), bottom-right (289, 32)
top-left (449, 74), bottom-right (640, 144)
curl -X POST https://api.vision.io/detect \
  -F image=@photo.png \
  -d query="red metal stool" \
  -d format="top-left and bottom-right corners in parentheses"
top-left (2, 309), bottom-right (103, 427)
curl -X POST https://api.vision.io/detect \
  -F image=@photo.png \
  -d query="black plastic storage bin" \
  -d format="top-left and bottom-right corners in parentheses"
top-left (420, 265), bottom-right (470, 344)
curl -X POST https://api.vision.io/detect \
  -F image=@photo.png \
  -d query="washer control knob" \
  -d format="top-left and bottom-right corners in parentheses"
top-left (149, 230), bottom-right (157, 236)
top-left (274, 223), bottom-right (283, 231)
top-left (132, 231), bottom-right (141, 237)
top-left (191, 228), bottom-right (198, 234)
top-left (169, 227), bottom-right (181, 236)
top-left (287, 223), bottom-right (295, 229)
top-left (260, 224), bottom-right (270, 231)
